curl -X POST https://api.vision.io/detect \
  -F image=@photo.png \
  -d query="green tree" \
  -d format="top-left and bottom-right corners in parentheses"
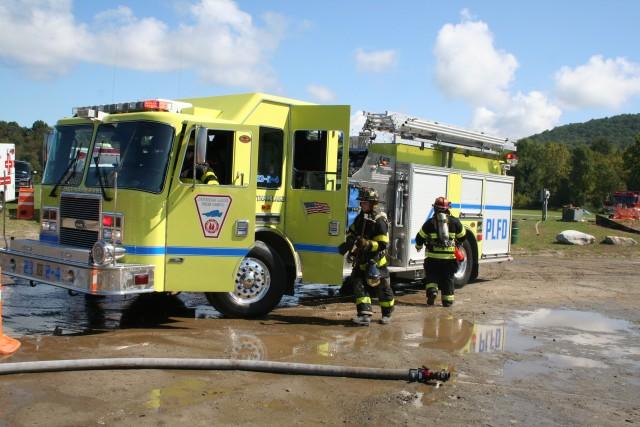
top-left (568, 145), bottom-right (595, 206)
top-left (623, 134), bottom-right (640, 190)
top-left (540, 142), bottom-right (571, 206)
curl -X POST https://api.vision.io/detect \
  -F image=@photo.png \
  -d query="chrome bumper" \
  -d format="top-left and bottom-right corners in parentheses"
top-left (0, 239), bottom-right (155, 295)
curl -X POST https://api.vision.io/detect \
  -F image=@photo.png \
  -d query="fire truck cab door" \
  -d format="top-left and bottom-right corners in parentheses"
top-left (285, 105), bottom-right (350, 285)
top-left (165, 124), bottom-right (256, 292)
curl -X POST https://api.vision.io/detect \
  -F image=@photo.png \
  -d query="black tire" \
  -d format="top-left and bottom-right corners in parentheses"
top-left (206, 241), bottom-right (286, 318)
top-left (453, 238), bottom-right (474, 289)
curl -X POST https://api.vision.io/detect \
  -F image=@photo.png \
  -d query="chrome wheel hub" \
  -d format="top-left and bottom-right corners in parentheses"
top-left (231, 258), bottom-right (271, 305)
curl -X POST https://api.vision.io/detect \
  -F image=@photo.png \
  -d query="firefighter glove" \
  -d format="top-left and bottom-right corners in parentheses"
top-left (356, 237), bottom-right (369, 250)
top-left (338, 241), bottom-right (350, 255)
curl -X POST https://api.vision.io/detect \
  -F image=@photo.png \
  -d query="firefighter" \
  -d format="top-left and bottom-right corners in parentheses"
top-left (415, 196), bottom-right (467, 307)
top-left (180, 145), bottom-right (219, 185)
top-left (338, 188), bottom-right (395, 326)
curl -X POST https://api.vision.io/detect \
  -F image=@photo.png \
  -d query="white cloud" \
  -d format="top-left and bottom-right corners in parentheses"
top-left (471, 91), bottom-right (562, 139)
top-left (0, 0), bottom-right (89, 77)
top-left (434, 16), bottom-right (517, 107)
top-left (555, 55), bottom-right (640, 109)
top-left (0, 0), bottom-right (286, 89)
top-left (355, 48), bottom-right (397, 73)
top-left (306, 84), bottom-right (336, 102)
top-left (434, 12), bottom-right (562, 138)
top-left (349, 110), bottom-right (367, 136)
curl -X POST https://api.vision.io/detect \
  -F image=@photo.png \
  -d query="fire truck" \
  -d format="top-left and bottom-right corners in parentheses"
top-left (0, 94), bottom-right (516, 318)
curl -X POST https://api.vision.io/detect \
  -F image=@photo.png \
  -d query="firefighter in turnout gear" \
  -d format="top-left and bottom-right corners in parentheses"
top-left (338, 188), bottom-right (395, 326)
top-left (415, 196), bottom-right (467, 307)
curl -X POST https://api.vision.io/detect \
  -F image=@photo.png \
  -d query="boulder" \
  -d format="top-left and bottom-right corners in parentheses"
top-left (556, 230), bottom-right (596, 245)
top-left (602, 236), bottom-right (638, 245)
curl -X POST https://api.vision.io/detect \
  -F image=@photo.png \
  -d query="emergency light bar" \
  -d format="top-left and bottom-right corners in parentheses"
top-left (73, 99), bottom-right (192, 119)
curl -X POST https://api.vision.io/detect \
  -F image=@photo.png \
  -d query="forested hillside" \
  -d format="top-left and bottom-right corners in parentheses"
top-left (511, 114), bottom-right (640, 209)
top-left (526, 114), bottom-right (640, 149)
top-left (0, 120), bottom-right (50, 175)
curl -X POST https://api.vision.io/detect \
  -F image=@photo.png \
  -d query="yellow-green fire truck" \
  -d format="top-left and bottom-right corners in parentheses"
top-left (0, 93), bottom-right (516, 318)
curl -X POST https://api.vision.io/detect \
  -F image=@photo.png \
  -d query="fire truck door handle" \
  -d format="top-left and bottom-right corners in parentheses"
top-left (168, 257), bottom-right (184, 264)
top-left (235, 172), bottom-right (244, 186)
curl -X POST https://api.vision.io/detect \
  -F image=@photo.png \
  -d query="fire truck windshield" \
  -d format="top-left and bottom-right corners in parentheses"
top-left (42, 124), bottom-right (94, 187)
top-left (85, 121), bottom-right (175, 193)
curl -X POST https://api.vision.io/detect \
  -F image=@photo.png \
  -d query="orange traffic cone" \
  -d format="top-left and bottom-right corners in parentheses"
top-left (0, 269), bottom-right (21, 355)
top-left (16, 187), bottom-right (34, 220)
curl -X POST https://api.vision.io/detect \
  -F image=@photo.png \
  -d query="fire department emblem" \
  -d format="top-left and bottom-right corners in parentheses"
top-left (195, 195), bottom-right (232, 238)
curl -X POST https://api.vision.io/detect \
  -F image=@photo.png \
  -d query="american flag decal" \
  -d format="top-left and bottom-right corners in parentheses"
top-left (303, 201), bottom-right (331, 215)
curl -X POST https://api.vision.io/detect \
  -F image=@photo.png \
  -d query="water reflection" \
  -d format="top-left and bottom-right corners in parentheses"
top-left (1, 282), bottom-right (213, 336)
top-left (503, 308), bottom-right (640, 380)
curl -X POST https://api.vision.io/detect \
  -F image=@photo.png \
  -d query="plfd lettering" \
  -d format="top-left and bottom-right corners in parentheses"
top-left (485, 218), bottom-right (508, 240)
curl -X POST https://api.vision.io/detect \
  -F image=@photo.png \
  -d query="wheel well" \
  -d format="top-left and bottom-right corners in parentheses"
top-left (465, 226), bottom-right (479, 282)
top-left (255, 230), bottom-right (297, 295)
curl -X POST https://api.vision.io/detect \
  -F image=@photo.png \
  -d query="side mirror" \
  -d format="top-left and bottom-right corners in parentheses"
top-left (195, 126), bottom-right (208, 164)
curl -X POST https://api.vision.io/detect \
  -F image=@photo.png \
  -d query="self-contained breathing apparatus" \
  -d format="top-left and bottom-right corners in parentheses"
top-left (432, 197), bottom-right (465, 262)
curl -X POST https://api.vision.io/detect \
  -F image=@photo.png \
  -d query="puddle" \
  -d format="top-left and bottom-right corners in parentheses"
top-left (0, 283), bottom-right (220, 336)
top-left (502, 308), bottom-right (640, 381)
top-left (510, 308), bottom-right (632, 333)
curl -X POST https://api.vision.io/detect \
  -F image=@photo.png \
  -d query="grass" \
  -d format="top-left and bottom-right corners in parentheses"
top-left (512, 209), bottom-right (640, 256)
top-left (0, 203), bottom-right (40, 243)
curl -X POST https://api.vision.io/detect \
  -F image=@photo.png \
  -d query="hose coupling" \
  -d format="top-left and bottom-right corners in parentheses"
top-left (409, 366), bottom-right (450, 383)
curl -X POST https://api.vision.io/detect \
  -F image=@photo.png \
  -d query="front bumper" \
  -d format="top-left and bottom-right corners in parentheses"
top-left (0, 239), bottom-right (155, 295)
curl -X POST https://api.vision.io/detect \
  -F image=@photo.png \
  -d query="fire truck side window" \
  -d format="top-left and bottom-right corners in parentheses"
top-left (292, 130), bottom-right (343, 191)
top-left (179, 129), bottom-right (234, 185)
top-left (206, 130), bottom-right (234, 185)
top-left (257, 127), bottom-right (284, 189)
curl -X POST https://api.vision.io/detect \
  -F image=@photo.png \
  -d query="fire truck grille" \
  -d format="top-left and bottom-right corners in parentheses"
top-left (59, 194), bottom-right (101, 249)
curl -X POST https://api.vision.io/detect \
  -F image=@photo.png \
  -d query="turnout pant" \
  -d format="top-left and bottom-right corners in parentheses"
top-left (424, 259), bottom-right (458, 304)
top-left (350, 269), bottom-right (395, 317)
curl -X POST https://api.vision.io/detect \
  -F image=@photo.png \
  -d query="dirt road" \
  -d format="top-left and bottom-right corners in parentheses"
top-left (1, 252), bottom-right (639, 426)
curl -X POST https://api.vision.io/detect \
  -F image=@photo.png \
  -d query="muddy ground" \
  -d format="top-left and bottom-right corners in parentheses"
top-left (1, 251), bottom-right (639, 426)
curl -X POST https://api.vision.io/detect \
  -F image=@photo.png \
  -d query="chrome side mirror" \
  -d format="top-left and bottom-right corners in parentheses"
top-left (195, 126), bottom-right (208, 164)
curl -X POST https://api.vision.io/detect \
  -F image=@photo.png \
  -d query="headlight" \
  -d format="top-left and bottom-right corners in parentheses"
top-left (91, 240), bottom-right (126, 266)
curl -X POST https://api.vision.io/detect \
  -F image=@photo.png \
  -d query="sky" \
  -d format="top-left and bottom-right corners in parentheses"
top-left (1, 0), bottom-right (639, 139)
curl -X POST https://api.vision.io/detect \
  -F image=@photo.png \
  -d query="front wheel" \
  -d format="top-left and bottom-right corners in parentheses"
top-left (453, 239), bottom-right (474, 289)
top-left (206, 241), bottom-right (285, 318)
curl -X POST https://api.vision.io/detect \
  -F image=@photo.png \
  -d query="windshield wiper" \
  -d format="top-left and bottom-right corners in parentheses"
top-left (49, 150), bottom-right (82, 197)
top-left (93, 146), bottom-right (112, 201)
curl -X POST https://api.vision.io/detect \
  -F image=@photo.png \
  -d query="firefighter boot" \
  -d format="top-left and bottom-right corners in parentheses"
top-left (379, 316), bottom-right (392, 325)
top-left (442, 295), bottom-right (454, 307)
top-left (352, 314), bottom-right (372, 326)
top-left (426, 289), bottom-right (437, 306)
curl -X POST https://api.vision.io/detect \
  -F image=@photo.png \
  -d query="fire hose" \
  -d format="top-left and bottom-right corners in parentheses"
top-left (0, 358), bottom-right (450, 384)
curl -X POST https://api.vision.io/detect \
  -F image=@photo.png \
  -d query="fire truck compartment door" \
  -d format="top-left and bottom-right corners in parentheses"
top-left (165, 124), bottom-right (257, 292)
top-left (482, 178), bottom-right (514, 256)
top-left (409, 168), bottom-right (449, 262)
top-left (285, 105), bottom-right (350, 285)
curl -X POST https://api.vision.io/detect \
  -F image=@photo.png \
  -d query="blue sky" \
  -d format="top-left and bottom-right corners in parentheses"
top-left (1, 0), bottom-right (639, 139)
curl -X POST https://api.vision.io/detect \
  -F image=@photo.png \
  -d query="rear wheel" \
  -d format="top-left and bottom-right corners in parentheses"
top-left (206, 241), bottom-right (285, 318)
top-left (453, 239), bottom-right (474, 289)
